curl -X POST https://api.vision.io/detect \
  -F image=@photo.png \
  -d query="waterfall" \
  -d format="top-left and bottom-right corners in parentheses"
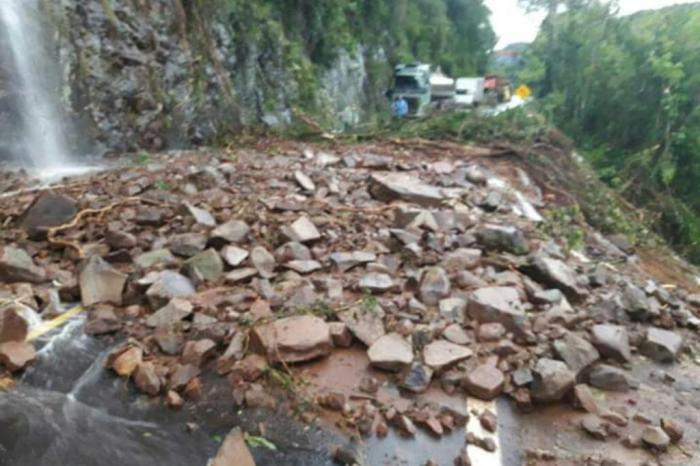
top-left (0, 0), bottom-right (70, 170)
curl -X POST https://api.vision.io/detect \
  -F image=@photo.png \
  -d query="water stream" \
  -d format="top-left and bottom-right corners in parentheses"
top-left (0, 0), bottom-right (70, 170)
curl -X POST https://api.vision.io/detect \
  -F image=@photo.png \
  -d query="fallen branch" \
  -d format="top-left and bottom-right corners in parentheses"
top-left (46, 196), bottom-right (163, 258)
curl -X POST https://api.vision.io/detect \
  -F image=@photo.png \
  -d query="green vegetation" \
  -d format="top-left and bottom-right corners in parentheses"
top-left (517, 2), bottom-right (700, 262)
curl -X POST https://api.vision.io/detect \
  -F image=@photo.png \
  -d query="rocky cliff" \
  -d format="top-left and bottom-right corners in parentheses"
top-left (44, 0), bottom-right (381, 154)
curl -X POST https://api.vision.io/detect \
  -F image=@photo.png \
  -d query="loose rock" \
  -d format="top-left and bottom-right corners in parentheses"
top-left (367, 333), bottom-right (413, 372)
top-left (0, 341), bottom-right (36, 372)
top-left (79, 255), bottom-right (128, 306)
top-left (210, 427), bottom-right (256, 466)
top-left (462, 364), bottom-right (504, 400)
top-left (251, 315), bottom-right (332, 363)
top-left (531, 358), bottom-right (575, 403)
top-left (0, 246), bottom-right (46, 283)
top-left (640, 327), bottom-right (683, 363)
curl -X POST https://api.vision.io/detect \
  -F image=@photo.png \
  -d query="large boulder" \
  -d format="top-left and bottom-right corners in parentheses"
top-left (590, 324), bottom-right (632, 363)
top-left (20, 191), bottom-right (77, 240)
top-left (250, 315), bottom-right (332, 364)
top-left (640, 328), bottom-right (683, 363)
top-left (0, 247), bottom-right (46, 284)
top-left (467, 287), bottom-right (527, 337)
top-left (476, 224), bottom-right (529, 255)
top-left (79, 255), bottom-right (128, 306)
top-left (521, 253), bottom-right (586, 302)
top-left (553, 332), bottom-right (600, 378)
top-left (531, 358), bottom-right (575, 403)
top-left (368, 173), bottom-right (445, 207)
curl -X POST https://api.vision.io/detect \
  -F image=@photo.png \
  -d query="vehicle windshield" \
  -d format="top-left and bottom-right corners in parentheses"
top-left (394, 75), bottom-right (425, 91)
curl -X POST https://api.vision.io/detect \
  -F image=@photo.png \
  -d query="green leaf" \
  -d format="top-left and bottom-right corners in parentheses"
top-left (245, 434), bottom-right (278, 451)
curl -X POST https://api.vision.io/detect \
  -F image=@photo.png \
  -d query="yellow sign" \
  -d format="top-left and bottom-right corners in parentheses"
top-left (516, 84), bottom-right (532, 99)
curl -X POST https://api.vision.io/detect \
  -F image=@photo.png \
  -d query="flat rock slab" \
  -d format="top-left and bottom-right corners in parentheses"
top-left (145, 271), bottom-right (196, 309)
top-left (522, 253), bottom-right (586, 302)
top-left (184, 248), bottom-right (224, 282)
top-left (338, 305), bottom-right (386, 346)
top-left (282, 216), bottom-right (321, 243)
top-left (369, 172), bottom-right (445, 207)
top-left (588, 364), bottom-right (632, 392)
top-left (476, 224), bottom-right (529, 255)
top-left (367, 333), bottom-right (413, 372)
top-left (422, 340), bottom-right (472, 371)
top-left (251, 315), bottom-right (332, 364)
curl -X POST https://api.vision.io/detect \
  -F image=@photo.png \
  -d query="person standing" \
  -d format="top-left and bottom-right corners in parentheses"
top-left (392, 96), bottom-right (409, 118)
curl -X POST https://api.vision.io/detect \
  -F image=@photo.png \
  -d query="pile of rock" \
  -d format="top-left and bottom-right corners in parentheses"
top-left (1, 144), bottom-right (698, 463)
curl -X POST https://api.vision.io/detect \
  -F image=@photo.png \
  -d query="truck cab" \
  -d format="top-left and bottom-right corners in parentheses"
top-left (391, 63), bottom-right (432, 117)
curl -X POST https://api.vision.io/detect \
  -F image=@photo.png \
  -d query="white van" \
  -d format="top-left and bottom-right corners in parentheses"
top-left (455, 77), bottom-right (485, 106)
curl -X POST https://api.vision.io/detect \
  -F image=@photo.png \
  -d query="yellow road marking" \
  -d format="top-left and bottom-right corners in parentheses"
top-left (26, 305), bottom-right (85, 342)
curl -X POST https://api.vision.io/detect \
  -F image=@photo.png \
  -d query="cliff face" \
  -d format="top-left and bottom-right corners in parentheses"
top-left (42, 0), bottom-right (384, 154)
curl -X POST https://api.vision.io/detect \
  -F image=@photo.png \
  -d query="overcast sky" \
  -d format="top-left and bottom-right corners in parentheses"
top-left (486, 0), bottom-right (700, 48)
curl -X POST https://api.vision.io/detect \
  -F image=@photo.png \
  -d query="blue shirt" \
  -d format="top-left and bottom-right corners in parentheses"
top-left (393, 98), bottom-right (409, 117)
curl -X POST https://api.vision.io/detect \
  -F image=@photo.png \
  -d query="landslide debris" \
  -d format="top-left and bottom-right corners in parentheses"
top-left (1, 140), bottom-right (699, 463)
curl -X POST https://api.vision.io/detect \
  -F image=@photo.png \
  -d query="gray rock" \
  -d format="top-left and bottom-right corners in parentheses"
top-left (358, 273), bottom-right (395, 293)
top-left (169, 233), bottom-right (207, 257)
top-left (135, 249), bottom-right (178, 269)
top-left (419, 267), bottom-right (451, 306)
top-left (146, 298), bottom-right (194, 328)
top-left (401, 362), bottom-right (434, 393)
top-left (512, 367), bottom-right (533, 387)
top-left (394, 207), bottom-right (439, 231)
top-left (440, 248), bottom-right (482, 272)
top-left (250, 246), bottom-right (276, 278)
top-left (591, 324), bottom-right (632, 363)
top-left (20, 191), bottom-right (76, 240)
top-left (640, 327), bottom-right (683, 363)
top-left (294, 170), bottom-right (316, 192)
top-left (467, 287), bottom-right (527, 337)
top-left (105, 228), bottom-right (137, 250)
top-left (79, 255), bottom-right (127, 306)
top-left (182, 203), bottom-right (216, 227)
top-left (368, 172), bottom-right (445, 207)
top-left (184, 249), bottom-right (224, 282)
top-left (367, 333), bottom-right (413, 371)
top-left (522, 253), bottom-right (586, 302)
top-left (0, 247), bottom-right (46, 283)
top-left (145, 271), bottom-right (196, 309)
top-left (553, 332), bottom-right (600, 378)
top-left (480, 190), bottom-right (503, 211)
top-left (282, 216), bottom-right (321, 243)
top-left (211, 220), bottom-right (250, 244)
top-left (476, 224), bottom-right (529, 255)
top-left (641, 426), bottom-right (670, 451)
top-left (225, 268), bottom-right (258, 283)
top-left (588, 364), bottom-right (631, 392)
top-left (330, 251), bottom-right (376, 272)
top-left (338, 304), bottom-right (386, 346)
top-left (581, 415), bottom-right (608, 440)
top-left (284, 260), bottom-right (322, 274)
top-left (423, 340), bottom-right (472, 370)
top-left (439, 297), bottom-right (467, 323)
top-left (442, 324), bottom-right (470, 345)
top-left (531, 358), bottom-right (575, 402)
top-left (275, 242), bottom-right (312, 262)
top-left (221, 246), bottom-right (249, 267)
top-left (622, 284), bottom-right (651, 321)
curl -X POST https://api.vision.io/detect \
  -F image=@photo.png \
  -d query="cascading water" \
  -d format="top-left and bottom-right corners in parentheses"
top-left (0, 0), bottom-right (70, 170)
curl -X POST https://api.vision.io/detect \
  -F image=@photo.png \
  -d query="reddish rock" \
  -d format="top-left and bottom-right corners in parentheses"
top-left (79, 255), bottom-right (128, 306)
top-left (479, 410), bottom-right (497, 433)
top-left (166, 390), bottom-right (184, 409)
top-left (169, 363), bottom-right (201, 391)
top-left (250, 315), bottom-right (332, 364)
top-left (184, 377), bottom-right (203, 400)
top-left (573, 384), bottom-right (602, 414)
top-left (0, 341), bottom-right (36, 372)
top-left (111, 347), bottom-right (143, 378)
top-left (661, 418), bottom-right (684, 443)
top-left (134, 362), bottom-right (161, 396)
top-left (0, 305), bottom-right (30, 343)
top-left (230, 354), bottom-right (267, 383)
top-left (181, 339), bottom-right (217, 367)
top-left (422, 340), bottom-right (472, 371)
top-left (478, 323), bottom-right (506, 342)
top-left (462, 365), bottom-right (505, 400)
top-left (329, 322), bottom-right (353, 348)
top-left (210, 427), bottom-right (256, 466)
top-left (318, 392), bottom-right (346, 412)
top-left (367, 333), bottom-right (413, 372)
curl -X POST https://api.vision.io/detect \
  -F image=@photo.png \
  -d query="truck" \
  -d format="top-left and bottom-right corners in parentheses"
top-left (455, 77), bottom-right (485, 106)
top-left (429, 69), bottom-right (456, 103)
top-left (390, 63), bottom-right (432, 117)
top-left (484, 74), bottom-right (513, 104)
